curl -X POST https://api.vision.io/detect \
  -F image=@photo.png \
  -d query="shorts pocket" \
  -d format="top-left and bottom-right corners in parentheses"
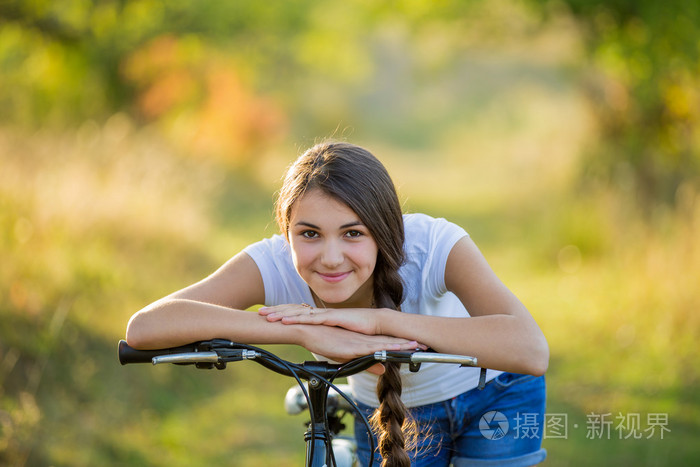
top-left (492, 372), bottom-right (537, 389)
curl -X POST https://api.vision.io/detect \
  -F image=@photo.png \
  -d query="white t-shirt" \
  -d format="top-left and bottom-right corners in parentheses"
top-left (243, 213), bottom-right (502, 407)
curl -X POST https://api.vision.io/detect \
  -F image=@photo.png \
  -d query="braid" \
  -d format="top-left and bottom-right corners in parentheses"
top-left (371, 361), bottom-right (412, 467)
top-left (369, 264), bottom-right (416, 467)
top-left (275, 141), bottom-right (414, 464)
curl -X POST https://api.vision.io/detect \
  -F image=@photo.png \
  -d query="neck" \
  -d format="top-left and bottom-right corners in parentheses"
top-left (312, 292), bottom-right (328, 310)
top-left (311, 288), bottom-right (374, 309)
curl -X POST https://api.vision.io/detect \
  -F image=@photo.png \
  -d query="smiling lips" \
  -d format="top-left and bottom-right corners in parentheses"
top-left (317, 271), bottom-right (351, 283)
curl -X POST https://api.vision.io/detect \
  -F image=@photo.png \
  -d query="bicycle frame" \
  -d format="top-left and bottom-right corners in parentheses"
top-left (285, 383), bottom-right (358, 466)
top-left (301, 362), bottom-right (349, 467)
top-left (118, 339), bottom-right (480, 467)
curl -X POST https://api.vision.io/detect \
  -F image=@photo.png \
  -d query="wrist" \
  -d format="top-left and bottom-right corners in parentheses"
top-left (374, 307), bottom-right (394, 335)
top-left (290, 323), bottom-right (311, 348)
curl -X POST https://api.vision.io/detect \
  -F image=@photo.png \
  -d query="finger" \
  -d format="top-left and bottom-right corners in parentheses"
top-left (280, 313), bottom-right (327, 325)
top-left (258, 305), bottom-right (291, 317)
top-left (389, 340), bottom-right (423, 351)
top-left (262, 306), bottom-right (302, 322)
top-left (261, 304), bottom-right (317, 321)
top-left (366, 363), bottom-right (385, 375)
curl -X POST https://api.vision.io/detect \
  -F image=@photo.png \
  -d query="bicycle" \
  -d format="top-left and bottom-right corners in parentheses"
top-left (118, 339), bottom-right (482, 467)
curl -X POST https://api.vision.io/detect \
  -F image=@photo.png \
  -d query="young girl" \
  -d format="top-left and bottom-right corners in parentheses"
top-left (126, 141), bottom-right (549, 466)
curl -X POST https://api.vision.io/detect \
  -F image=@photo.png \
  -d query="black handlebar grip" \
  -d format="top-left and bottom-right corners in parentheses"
top-left (118, 339), bottom-right (197, 365)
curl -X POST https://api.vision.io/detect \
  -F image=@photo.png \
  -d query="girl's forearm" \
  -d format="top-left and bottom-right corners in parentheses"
top-left (126, 298), bottom-right (303, 350)
top-left (376, 309), bottom-right (549, 376)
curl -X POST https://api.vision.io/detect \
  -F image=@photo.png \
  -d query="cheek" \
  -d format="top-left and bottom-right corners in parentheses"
top-left (353, 244), bottom-right (379, 273)
top-left (289, 242), bottom-right (314, 273)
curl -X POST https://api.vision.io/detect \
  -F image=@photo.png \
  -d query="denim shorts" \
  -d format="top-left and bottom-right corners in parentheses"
top-left (353, 372), bottom-right (547, 466)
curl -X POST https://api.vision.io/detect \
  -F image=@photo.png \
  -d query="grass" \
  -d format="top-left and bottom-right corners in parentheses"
top-left (1, 103), bottom-right (699, 466)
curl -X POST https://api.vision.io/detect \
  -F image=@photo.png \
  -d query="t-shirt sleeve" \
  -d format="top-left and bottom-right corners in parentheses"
top-left (422, 215), bottom-right (469, 298)
top-left (243, 235), bottom-right (311, 306)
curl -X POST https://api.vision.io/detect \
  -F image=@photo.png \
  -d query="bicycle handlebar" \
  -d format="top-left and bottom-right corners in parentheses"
top-left (117, 340), bottom-right (213, 364)
top-left (118, 339), bottom-right (481, 467)
top-left (117, 339), bottom-right (478, 379)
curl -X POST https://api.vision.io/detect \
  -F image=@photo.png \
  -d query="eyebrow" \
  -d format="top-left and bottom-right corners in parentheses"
top-left (295, 221), bottom-right (364, 230)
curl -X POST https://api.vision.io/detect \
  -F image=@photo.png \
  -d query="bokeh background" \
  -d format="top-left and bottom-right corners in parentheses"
top-left (1, 1), bottom-right (699, 465)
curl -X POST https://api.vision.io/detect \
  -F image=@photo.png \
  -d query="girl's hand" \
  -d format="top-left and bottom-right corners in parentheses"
top-left (260, 306), bottom-right (427, 375)
top-left (260, 304), bottom-right (382, 335)
top-left (294, 324), bottom-right (423, 375)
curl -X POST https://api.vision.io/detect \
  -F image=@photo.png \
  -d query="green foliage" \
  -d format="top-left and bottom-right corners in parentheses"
top-left (0, 126), bottom-right (302, 465)
top-left (2, 1), bottom-right (700, 465)
top-left (538, 0), bottom-right (700, 207)
top-left (0, 0), bottom-right (541, 151)
top-left (3, 0), bottom-right (698, 207)
top-left (0, 0), bottom-right (307, 125)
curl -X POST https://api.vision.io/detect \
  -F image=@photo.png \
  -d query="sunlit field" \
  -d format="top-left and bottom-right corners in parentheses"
top-left (2, 93), bottom-right (698, 465)
top-left (2, 1), bottom-right (699, 465)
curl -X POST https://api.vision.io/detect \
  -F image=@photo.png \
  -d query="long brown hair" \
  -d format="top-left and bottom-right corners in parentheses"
top-left (276, 141), bottom-right (415, 466)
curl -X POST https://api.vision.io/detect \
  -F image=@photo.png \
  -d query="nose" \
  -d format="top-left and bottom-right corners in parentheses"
top-left (320, 238), bottom-right (344, 268)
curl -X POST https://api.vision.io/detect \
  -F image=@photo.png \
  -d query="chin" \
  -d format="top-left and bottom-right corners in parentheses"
top-left (312, 287), bottom-right (358, 307)
top-left (318, 293), bottom-right (353, 306)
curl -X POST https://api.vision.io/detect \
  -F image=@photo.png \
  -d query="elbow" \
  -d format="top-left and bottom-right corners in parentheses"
top-left (125, 299), bottom-right (196, 349)
top-left (530, 356), bottom-right (549, 377)
top-left (125, 311), bottom-right (150, 349)
top-left (126, 299), bottom-right (176, 349)
top-left (509, 330), bottom-right (549, 376)
top-left (527, 336), bottom-right (549, 376)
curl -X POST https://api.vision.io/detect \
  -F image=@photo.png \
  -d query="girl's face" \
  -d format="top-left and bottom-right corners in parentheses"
top-left (287, 188), bottom-right (378, 308)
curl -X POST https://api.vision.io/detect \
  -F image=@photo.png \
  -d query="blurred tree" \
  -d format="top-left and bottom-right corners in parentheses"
top-left (5, 0), bottom-right (697, 200)
top-left (0, 0), bottom-right (311, 122)
top-left (536, 0), bottom-right (700, 209)
top-left (0, 0), bottom-right (309, 163)
top-left (121, 34), bottom-right (287, 165)
top-left (0, 0), bottom-right (483, 160)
